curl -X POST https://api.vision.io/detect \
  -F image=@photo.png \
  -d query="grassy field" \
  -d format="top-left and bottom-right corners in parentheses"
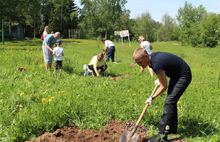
top-left (0, 39), bottom-right (219, 142)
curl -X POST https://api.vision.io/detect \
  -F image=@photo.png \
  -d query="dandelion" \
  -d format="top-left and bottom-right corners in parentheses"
top-left (19, 92), bottom-right (24, 96)
top-left (41, 96), bottom-right (55, 104)
top-left (48, 96), bottom-right (55, 103)
top-left (41, 98), bottom-right (47, 104)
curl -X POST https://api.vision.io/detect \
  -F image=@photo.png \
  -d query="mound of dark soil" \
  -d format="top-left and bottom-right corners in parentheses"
top-left (26, 121), bottom-right (185, 142)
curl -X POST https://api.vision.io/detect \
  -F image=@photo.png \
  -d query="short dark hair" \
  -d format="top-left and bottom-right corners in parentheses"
top-left (56, 39), bottom-right (62, 45)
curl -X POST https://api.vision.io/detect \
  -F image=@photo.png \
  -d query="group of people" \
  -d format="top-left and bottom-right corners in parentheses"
top-left (41, 26), bottom-right (64, 71)
top-left (83, 38), bottom-right (116, 77)
top-left (41, 25), bottom-right (116, 76)
top-left (82, 35), bottom-right (192, 142)
top-left (41, 26), bottom-right (192, 142)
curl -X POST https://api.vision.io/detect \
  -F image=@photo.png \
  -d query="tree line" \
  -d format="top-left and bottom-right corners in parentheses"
top-left (0, 0), bottom-right (219, 47)
top-left (0, 0), bottom-right (78, 38)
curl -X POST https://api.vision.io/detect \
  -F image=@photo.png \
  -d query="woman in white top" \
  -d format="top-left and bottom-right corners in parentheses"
top-left (138, 35), bottom-right (152, 55)
top-left (138, 35), bottom-right (154, 76)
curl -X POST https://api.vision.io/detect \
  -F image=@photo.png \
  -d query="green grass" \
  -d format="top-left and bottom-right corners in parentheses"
top-left (0, 39), bottom-right (219, 142)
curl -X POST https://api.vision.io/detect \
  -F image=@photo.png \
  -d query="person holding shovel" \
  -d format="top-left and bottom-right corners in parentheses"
top-left (101, 38), bottom-right (116, 62)
top-left (133, 48), bottom-right (192, 142)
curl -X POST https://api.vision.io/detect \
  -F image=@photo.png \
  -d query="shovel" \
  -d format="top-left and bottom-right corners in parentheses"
top-left (119, 84), bottom-right (159, 142)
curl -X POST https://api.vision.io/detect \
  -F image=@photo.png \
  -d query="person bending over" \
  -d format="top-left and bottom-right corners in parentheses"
top-left (133, 48), bottom-right (192, 142)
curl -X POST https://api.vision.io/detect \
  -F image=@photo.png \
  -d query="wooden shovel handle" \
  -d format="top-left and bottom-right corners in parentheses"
top-left (135, 85), bottom-right (159, 126)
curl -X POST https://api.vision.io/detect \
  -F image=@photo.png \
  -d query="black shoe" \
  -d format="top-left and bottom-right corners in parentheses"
top-left (147, 134), bottom-right (171, 142)
top-left (160, 135), bottom-right (171, 142)
top-left (147, 134), bottom-right (161, 142)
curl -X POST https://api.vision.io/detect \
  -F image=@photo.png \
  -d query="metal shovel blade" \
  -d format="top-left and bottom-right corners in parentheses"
top-left (119, 129), bottom-right (141, 142)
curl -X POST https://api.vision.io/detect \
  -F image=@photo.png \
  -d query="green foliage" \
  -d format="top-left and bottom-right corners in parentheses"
top-left (176, 2), bottom-right (220, 47)
top-left (157, 14), bottom-right (179, 41)
top-left (0, 0), bottom-right (79, 38)
top-left (0, 40), bottom-right (219, 142)
top-left (131, 12), bottom-right (156, 42)
top-left (0, 0), bottom-right (24, 22)
top-left (47, 0), bottom-right (79, 37)
top-left (201, 13), bottom-right (220, 48)
top-left (79, 0), bottom-right (129, 38)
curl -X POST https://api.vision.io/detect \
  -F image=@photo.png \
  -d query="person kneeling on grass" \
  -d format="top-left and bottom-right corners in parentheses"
top-left (83, 53), bottom-right (107, 77)
top-left (53, 39), bottom-right (64, 72)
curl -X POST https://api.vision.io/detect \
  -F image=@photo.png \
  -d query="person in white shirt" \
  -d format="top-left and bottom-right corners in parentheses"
top-left (138, 35), bottom-right (152, 55)
top-left (138, 35), bottom-right (154, 76)
top-left (83, 53), bottom-right (107, 77)
top-left (53, 39), bottom-right (64, 71)
top-left (102, 38), bottom-right (115, 62)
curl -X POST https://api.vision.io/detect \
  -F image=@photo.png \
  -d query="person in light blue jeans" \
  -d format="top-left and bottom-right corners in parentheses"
top-left (42, 32), bottom-right (60, 70)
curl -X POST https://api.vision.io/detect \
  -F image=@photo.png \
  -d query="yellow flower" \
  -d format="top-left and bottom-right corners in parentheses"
top-left (19, 92), bottom-right (24, 96)
top-left (41, 98), bottom-right (47, 104)
top-left (48, 96), bottom-right (55, 103)
top-left (42, 96), bottom-right (55, 104)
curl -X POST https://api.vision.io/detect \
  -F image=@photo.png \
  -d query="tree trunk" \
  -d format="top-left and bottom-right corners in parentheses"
top-left (33, 22), bottom-right (36, 38)
top-left (105, 31), bottom-right (107, 39)
top-left (9, 22), bottom-right (12, 40)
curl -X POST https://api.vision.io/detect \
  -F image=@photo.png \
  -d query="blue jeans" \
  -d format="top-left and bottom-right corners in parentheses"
top-left (106, 46), bottom-right (115, 62)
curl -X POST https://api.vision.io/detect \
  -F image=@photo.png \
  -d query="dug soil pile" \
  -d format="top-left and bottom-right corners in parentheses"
top-left (27, 121), bottom-right (185, 142)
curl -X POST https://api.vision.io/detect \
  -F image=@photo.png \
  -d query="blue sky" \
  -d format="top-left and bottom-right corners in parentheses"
top-left (75, 0), bottom-right (220, 22)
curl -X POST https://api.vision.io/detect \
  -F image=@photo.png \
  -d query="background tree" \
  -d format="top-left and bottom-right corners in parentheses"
top-left (0, 0), bottom-right (26, 38)
top-left (132, 12), bottom-right (156, 42)
top-left (0, 0), bottom-right (24, 22)
top-left (79, 0), bottom-right (129, 39)
top-left (46, 0), bottom-right (79, 37)
top-left (40, 0), bottom-right (52, 31)
top-left (200, 13), bottom-right (220, 47)
top-left (22, 0), bottom-right (41, 38)
top-left (157, 14), bottom-right (178, 41)
top-left (0, 0), bottom-right (79, 38)
top-left (177, 2), bottom-right (207, 46)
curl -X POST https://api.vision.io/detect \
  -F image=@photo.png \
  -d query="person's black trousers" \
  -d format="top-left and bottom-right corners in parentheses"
top-left (159, 70), bottom-right (192, 135)
top-left (88, 65), bottom-right (107, 76)
top-left (54, 61), bottom-right (63, 70)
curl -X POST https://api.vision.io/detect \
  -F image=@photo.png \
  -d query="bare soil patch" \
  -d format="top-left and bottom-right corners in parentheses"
top-left (26, 121), bottom-right (186, 142)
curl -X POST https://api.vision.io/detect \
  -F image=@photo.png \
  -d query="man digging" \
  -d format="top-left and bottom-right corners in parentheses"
top-left (133, 48), bottom-right (192, 142)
